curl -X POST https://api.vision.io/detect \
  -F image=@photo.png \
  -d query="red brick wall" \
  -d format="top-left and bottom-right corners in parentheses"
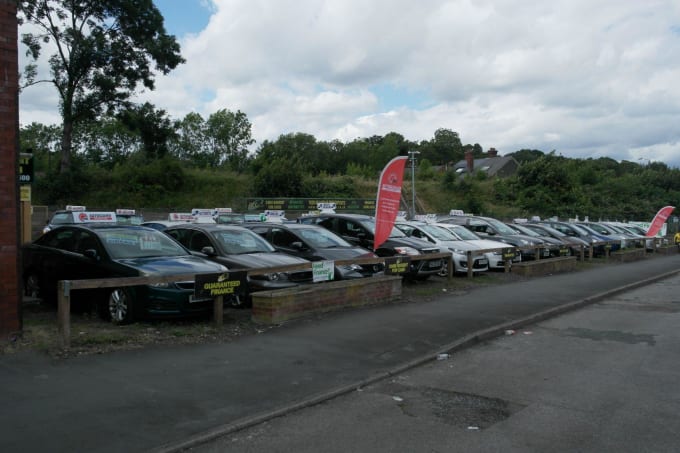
top-left (0, 0), bottom-right (21, 336)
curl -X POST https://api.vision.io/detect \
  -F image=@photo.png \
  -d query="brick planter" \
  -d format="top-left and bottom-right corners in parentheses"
top-left (251, 276), bottom-right (402, 324)
top-left (511, 256), bottom-right (577, 277)
top-left (611, 248), bottom-right (647, 262)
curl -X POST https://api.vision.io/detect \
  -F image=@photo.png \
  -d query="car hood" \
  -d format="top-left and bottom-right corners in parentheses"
top-left (461, 239), bottom-right (510, 251)
top-left (216, 252), bottom-right (309, 269)
top-left (115, 255), bottom-right (226, 275)
top-left (385, 236), bottom-right (439, 252)
top-left (313, 247), bottom-right (374, 261)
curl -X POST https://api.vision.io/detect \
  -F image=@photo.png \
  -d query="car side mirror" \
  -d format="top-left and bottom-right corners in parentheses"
top-left (201, 246), bottom-right (216, 256)
top-left (83, 249), bottom-right (99, 261)
top-left (291, 241), bottom-right (305, 250)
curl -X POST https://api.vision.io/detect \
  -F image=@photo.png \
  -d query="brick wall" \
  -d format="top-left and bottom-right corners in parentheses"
top-left (0, 0), bottom-right (21, 336)
top-left (252, 276), bottom-right (403, 324)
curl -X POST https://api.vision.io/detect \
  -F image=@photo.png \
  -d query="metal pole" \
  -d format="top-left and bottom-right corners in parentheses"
top-left (409, 151), bottom-right (419, 219)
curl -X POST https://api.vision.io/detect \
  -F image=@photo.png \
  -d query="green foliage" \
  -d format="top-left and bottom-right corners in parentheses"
top-left (301, 175), bottom-right (359, 198)
top-left (18, 0), bottom-right (184, 173)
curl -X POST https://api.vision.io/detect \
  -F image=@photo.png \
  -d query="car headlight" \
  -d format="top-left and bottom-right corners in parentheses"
top-left (149, 282), bottom-right (170, 288)
top-left (340, 264), bottom-right (363, 272)
top-left (449, 247), bottom-right (466, 255)
top-left (260, 272), bottom-right (289, 282)
top-left (394, 246), bottom-right (420, 256)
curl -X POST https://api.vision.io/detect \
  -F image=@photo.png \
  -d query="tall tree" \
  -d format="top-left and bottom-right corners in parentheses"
top-left (205, 109), bottom-right (254, 171)
top-left (18, 0), bottom-right (185, 173)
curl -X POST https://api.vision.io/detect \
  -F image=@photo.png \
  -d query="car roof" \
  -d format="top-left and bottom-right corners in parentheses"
top-left (164, 223), bottom-right (250, 232)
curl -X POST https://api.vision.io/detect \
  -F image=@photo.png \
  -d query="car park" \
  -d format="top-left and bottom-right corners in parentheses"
top-left (245, 222), bottom-right (384, 279)
top-left (298, 213), bottom-right (444, 280)
top-left (520, 223), bottom-right (591, 256)
top-left (434, 223), bottom-right (520, 270)
top-left (578, 222), bottom-right (635, 249)
top-left (507, 222), bottom-right (569, 257)
top-left (535, 220), bottom-right (618, 255)
top-left (22, 224), bottom-right (227, 324)
top-left (394, 221), bottom-right (488, 275)
top-left (438, 214), bottom-right (550, 260)
top-left (163, 224), bottom-right (314, 306)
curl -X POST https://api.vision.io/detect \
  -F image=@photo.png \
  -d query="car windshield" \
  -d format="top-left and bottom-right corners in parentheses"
top-left (297, 227), bottom-right (352, 248)
top-left (213, 229), bottom-right (276, 254)
top-left (216, 214), bottom-right (246, 224)
top-left (357, 218), bottom-right (408, 238)
top-left (116, 215), bottom-right (143, 225)
top-left (484, 218), bottom-right (519, 235)
top-left (100, 228), bottom-right (189, 259)
top-left (419, 224), bottom-right (457, 241)
top-left (442, 225), bottom-right (479, 241)
top-left (583, 223), bottom-right (611, 235)
top-left (531, 225), bottom-right (566, 237)
top-left (51, 212), bottom-right (73, 225)
top-left (569, 224), bottom-right (591, 236)
top-left (511, 224), bottom-right (541, 237)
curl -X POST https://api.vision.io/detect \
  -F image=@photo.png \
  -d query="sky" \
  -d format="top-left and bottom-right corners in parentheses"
top-left (17, 0), bottom-right (680, 168)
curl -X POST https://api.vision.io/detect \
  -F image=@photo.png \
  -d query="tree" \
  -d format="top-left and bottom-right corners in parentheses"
top-left (118, 102), bottom-right (175, 160)
top-left (205, 109), bottom-right (254, 171)
top-left (18, 0), bottom-right (185, 174)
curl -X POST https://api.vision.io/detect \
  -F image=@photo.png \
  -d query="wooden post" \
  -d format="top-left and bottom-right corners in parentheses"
top-left (447, 254), bottom-right (453, 280)
top-left (57, 280), bottom-right (71, 349)
top-left (588, 244), bottom-right (594, 261)
top-left (213, 295), bottom-right (223, 326)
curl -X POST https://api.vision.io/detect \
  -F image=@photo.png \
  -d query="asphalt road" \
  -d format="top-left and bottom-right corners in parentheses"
top-left (191, 272), bottom-right (680, 453)
top-left (1, 254), bottom-right (679, 453)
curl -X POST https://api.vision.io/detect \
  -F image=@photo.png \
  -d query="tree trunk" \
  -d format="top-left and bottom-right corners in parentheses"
top-left (59, 118), bottom-right (73, 174)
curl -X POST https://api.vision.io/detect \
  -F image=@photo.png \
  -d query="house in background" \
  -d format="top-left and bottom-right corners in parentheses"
top-left (451, 148), bottom-right (520, 178)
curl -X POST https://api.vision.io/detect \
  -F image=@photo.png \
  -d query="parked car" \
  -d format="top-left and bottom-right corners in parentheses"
top-left (520, 223), bottom-right (591, 257)
top-left (434, 223), bottom-right (520, 270)
top-left (394, 221), bottom-right (488, 275)
top-left (163, 224), bottom-right (313, 306)
top-left (578, 222), bottom-right (634, 249)
top-left (534, 220), bottom-right (618, 255)
top-left (506, 223), bottom-right (569, 257)
top-left (298, 213), bottom-right (444, 280)
top-left (438, 215), bottom-right (550, 260)
top-left (141, 220), bottom-right (188, 231)
top-left (22, 224), bottom-right (227, 324)
top-left (245, 222), bottom-right (384, 279)
top-left (42, 206), bottom-right (116, 234)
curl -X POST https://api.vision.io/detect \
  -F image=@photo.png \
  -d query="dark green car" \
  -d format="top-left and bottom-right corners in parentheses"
top-left (22, 224), bottom-right (227, 324)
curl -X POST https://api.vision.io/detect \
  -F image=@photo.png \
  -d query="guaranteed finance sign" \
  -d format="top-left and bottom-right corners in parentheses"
top-left (195, 271), bottom-right (247, 298)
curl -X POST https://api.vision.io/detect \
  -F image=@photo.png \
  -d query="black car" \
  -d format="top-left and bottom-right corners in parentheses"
top-left (521, 223), bottom-right (591, 257)
top-left (163, 224), bottom-right (313, 305)
top-left (245, 222), bottom-right (384, 279)
top-left (22, 224), bottom-right (227, 324)
top-left (297, 213), bottom-right (443, 280)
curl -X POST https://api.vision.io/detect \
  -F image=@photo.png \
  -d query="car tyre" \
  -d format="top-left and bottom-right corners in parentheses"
top-left (24, 272), bottom-right (41, 299)
top-left (107, 288), bottom-right (135, 325)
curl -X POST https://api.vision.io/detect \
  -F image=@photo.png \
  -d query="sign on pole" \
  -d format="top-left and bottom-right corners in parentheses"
top-left (374, 156), bottom-right (408, 251)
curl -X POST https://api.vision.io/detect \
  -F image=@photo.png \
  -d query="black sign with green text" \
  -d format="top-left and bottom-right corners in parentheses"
top-left (384, 256), bottom-right (411, 275)
top-left (195, 271), bottom-right (247, 298)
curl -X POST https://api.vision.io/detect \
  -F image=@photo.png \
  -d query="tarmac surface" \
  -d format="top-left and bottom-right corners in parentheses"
top-left (1, 254), bottom-right (679, 453)
top-left (193, 270), bottom-right (680, 453)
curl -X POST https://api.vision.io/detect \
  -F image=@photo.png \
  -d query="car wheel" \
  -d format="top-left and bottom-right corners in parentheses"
top-left (24, 272), bottom-right (41, 299)
top-left (107, 288), bottom-right (135, 325)
top-left (437, 262), bottom-right (448, 277)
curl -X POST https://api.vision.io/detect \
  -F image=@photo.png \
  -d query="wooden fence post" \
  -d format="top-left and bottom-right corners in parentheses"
top-left (57, 280), bottom-right (71, 349)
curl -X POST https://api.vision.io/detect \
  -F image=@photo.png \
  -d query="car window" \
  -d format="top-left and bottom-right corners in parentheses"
top-left (165, 229), bottom-right (190, 248)
top-left (271, 228), bottom-right (300, 248)
top-left (74, 231), bottom-right (102, 255)
top-left (42, 228), bottom-right (77, 251)
top-left (189, 232), bottom-right (213, 251)
top-left (50, 212), bottom-right (73, 225)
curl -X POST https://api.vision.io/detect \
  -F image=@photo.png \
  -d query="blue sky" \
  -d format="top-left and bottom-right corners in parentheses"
top-left (18, 0), bottom-right (680, 169)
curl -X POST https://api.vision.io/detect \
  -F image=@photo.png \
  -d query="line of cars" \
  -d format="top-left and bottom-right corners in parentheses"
top-left (25, 205), bottom-right (646, 325)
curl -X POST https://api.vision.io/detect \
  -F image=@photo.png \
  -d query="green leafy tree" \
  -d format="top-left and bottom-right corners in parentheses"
top-left (118, 102), bottom-right (176, 160)
top-left (18, 0), bottom-right (185, 174)
top-left (205, 109), bottom-right (254, 172)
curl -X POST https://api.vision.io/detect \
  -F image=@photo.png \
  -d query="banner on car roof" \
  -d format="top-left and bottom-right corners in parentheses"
top-left (374, 156), bottom-right (408, 251)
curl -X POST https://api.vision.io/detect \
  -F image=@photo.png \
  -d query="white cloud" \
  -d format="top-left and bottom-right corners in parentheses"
top-left (18, 0), bottom-right (680, 169)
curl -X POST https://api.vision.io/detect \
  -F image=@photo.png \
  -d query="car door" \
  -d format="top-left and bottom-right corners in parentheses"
top-left (268, 227), bottom-right (313, 259)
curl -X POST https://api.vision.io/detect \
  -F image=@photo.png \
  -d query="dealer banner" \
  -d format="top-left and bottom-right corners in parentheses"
top-left (374, 156), bottom-right (408, 251)
top-left (646, 206), bottom-right (675, 237)
top-left (195, 271), bottom-right (247, 298)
